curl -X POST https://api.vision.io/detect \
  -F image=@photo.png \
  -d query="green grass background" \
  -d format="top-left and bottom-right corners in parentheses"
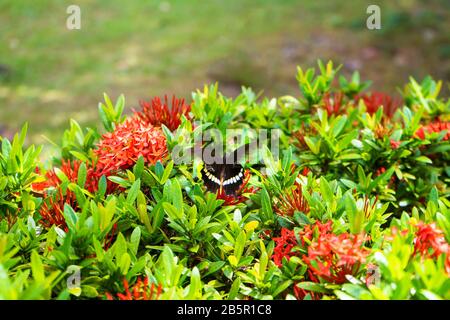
top-left (0, 0), bottom-right (449, 145)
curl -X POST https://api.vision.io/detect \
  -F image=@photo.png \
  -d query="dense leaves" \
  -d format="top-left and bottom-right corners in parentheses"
top-left (0, 61), bottom-right (449, 300)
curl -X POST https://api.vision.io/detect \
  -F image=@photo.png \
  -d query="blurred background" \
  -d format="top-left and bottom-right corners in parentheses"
top-left (1, 0), bottom-right (449, 145)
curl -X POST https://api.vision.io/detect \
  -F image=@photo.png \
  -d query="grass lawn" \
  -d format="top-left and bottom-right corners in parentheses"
top-left (0, 0), bottom-right (449, 146)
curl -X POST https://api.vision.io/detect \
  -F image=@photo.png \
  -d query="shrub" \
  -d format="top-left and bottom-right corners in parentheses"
top-left (0, 61), bottom-right (448, 300)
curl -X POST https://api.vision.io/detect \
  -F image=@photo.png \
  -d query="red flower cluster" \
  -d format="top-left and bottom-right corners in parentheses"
top-left (413, 222), bottom-right (449, 259)
top-left (390, 139), bottom-right (401, 149)
top-left (272, 221), bottom-right (369, 299)
top-left (298, 220), bottom-right (333, 246)
top-left (216, 170), bottom-right (257, 206)
top-left (33, 160), bottom-right (121, 230)
top-left (272, 228), bottom-right (298, 267)
top-left (293, 124), bottom-right (317, 150)
top-left (301, 222), bottom-right (369, 284)
top-left (106, 277), bottom-right (162, 300)
top-left (33, 159), bottom-right (99, 194)
top-left (357, 92), bottom-right (402, 118)
top-left (274, 182), bottom-right (310, 217)
top-left (136, 95), bottom-right (191, 131)
top-left (301, 167), bottom-right (310, 176)
top-left (95, 117), bottom-right (168, 177)
top-left (33, 160), bottom-right (97, 231)
top-left (322, 92), bottom-right (344, 116)
top-left (415, 121), bottom-right (450, 141)
top-left (272, 221), bottom-right (335, 268)
top-left (38, 188), bottom-right (74, 232)
top-left (413, 222), bottom-right (450, 274)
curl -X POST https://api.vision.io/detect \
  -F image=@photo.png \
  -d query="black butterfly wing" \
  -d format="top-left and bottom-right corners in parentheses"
top-left (201, 143), bottom-right (249, 196)
top-left (202, 162), bottom-right (244, 196)
top-left (221, 163), bottom-right (244, 195)
top-left (202, 163), bottom-right (221, 194)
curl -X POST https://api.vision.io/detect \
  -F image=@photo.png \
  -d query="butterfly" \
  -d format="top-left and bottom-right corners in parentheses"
top-left (201, 143), bottom-right (249, 196)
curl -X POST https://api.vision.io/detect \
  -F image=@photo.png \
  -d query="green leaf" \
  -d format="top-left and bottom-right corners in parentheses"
top-left (188, 267), bottom-right (201, 299)
top-left (77, 162), bottom-right (87, 188)
top-left (332, 116), bottom-right (347, 137)
top-left (272, 280), bottom-right (294, 298)
top-left (63, 204), bottom-right (78, 232)
top-left (130, 227), bottom-right (141, 256)
top-left (161, 161), bottom-right (174, 184)
top-left (54, 168), bottom-right (69, 184)
top-left (204, 261), bottom-right (226, 277)
top-left (126, 179), bottom-right (141, 204)
top-left (31, 251), bottom-right (45, 282)
top-left (119, 253), bottom-right (131, 275)
top-left (416, 156), bottom-right (432, 164)
top-left (98, 175), bottom-right (107, 198)
top-left (108, 176), bottom-right (129, 187)
top-left (114, 233), bottom-right (128, 259)
top-left (244, 221), bottom-right (259, 232)
top-left (228, 255), bottom-right (238, 267)
top-left (259, 251), bottom-right (268, 280)
top-left (70, 151), bottom-right (89, 162)
top-left (81, 285), bottom-right (99, 298)
top-left (234, 231), bottom-right (246, 262)
top-left (171, 178), bottom-right (184, 213)
top-left (163, 202), bottom-right (183, 220)
top-left (320, 177), bottom-right (333, 204)
top-left (228, 278), bottom-right (241, 300)
top-left (260, 187), bottom-right (273, 223)
top-left (338, 153), bottom-right (362, 161)
top-left (133, 156), bottom-right (145, 178)
top-left (296, 282), bottom-right (330, 294)
top-left (304, 137), bottom-right (320, 154)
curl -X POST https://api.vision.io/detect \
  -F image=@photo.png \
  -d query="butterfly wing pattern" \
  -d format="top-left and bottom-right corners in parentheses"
top-left (201, 143), bottom-right (247, 196)
top-left (202, 162), bottom-right (244, 195)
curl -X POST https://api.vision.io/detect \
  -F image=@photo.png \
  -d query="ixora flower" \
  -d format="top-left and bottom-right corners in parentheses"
top-left (32, 160), bottom-right (97, 231)
top-left (293, 124), bottom-right (317, 151)
top-left (32, 159), bottom-right (99, 194)
top-left (273, 181), bottom-right (310, 217)
top-left (413, 222), bottom-right (450, 260)
top-left (38, 188), bottom-right (74, 232)
top-left (215, 170), bottom-right (257, 206)
top-left (386, 223), bottom-right (450, 275)
top-left (32, 159), bottom-right (122, 232)
top-left (95, 117), bottom-right (168, 177)
top-left (272, 228), bottom-right (298, 267)
top-left (136, 95), bottom-right (191, 131)
top-left (272, 221), bottom-right (334, 268)
top-left (356, 92), bottom-right (402, 118)
top-left (415, 120), bottom-right (450, 141)
top-left (390, 139), bottom-right (401, 149)
top-left (272, 221), bottom-right (369, 300)
top-left (106, 277), bottom-right (162, 300)
top-left (322, 92), bottom-right (345, 116)
top-left (302, 227), bottom-right (369, 284)
top-left (272, 221), bottom-right (370, 283)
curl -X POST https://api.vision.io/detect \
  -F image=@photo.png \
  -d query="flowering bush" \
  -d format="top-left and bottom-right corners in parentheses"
top-left (0, 61), bottom-right (449, 300)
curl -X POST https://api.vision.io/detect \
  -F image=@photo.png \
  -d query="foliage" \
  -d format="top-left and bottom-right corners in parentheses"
top-left (0, 62), bottom-right (449, 300)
